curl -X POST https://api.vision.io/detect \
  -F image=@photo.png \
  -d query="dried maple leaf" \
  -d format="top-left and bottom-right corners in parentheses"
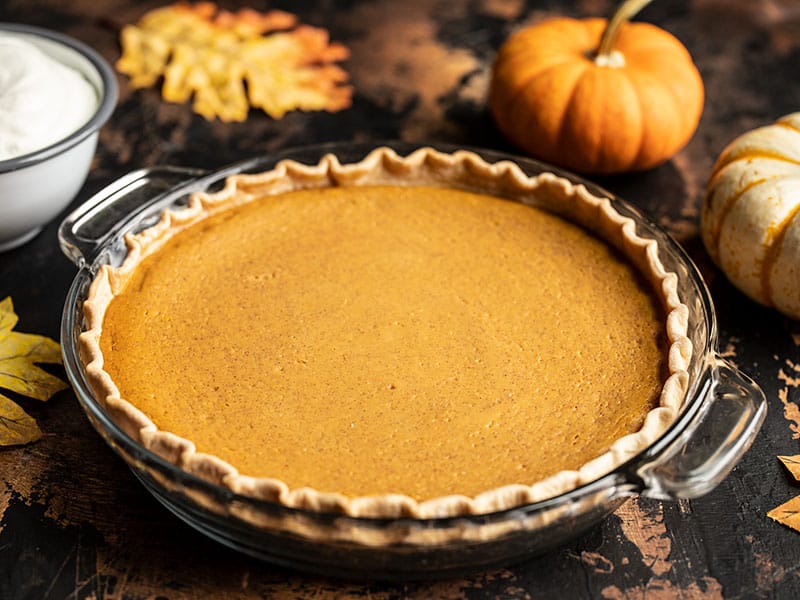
top-left (768, 495), bottom-right (800, 533)
top-left (0, 395), bottom-right (42, 446)
top-left (778, 455), bottom-right (800, 481)
top-left (116, 2), bottom-right (353, 121)
top-left (0, 297), bottom-right (68, 446)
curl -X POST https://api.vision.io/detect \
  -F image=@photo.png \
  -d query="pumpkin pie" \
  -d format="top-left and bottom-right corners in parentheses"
top-left (79, 147), bottom-right (691, 518)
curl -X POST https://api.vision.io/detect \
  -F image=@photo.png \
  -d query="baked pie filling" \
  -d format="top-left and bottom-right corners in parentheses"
top-left (80, 148), bottom-right (691, 518)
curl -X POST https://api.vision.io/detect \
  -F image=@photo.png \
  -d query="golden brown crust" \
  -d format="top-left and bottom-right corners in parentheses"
top-left (80, 147), bottom-right (690, 519)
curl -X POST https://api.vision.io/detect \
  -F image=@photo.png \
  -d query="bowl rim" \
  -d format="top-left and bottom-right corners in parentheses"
top-left (0, 22), bottom-right (118, 172)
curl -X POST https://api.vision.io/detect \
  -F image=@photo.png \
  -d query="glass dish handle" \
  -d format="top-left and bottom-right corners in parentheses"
top-left (634, 355), bottom-right (767, 499)
top-left (59, 166), bottom-right (208, 267)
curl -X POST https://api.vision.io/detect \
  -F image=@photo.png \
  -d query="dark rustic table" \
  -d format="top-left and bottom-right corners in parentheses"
top-left (2, 0), bottom-right (799, 598)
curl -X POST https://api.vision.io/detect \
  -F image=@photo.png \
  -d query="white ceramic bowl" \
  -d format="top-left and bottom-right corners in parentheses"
top-left (0, 23), bottom-right (117, 252)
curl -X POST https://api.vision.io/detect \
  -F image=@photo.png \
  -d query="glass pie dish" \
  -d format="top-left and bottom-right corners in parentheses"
top-left (58, 142), bottom-right (766, 579)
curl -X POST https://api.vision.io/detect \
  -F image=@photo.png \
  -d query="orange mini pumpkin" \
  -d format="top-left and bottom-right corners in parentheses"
top-left (489, 0), bottom-right (704, 174)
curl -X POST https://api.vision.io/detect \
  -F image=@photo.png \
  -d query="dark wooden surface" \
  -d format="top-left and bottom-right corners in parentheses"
top-left (2, 0), bottom-right (800, 598)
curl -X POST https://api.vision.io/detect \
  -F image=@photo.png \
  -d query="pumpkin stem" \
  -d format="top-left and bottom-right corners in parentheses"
top-left (596, 0), bottom-right (654, 66)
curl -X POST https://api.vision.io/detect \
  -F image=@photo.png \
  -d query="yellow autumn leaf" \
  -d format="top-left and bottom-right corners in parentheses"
top-left (0, 296), bottom-right (68, 446)
top-left (116, 2), bottom-right (353, 122)
top-left (768, 495), bottom-right (800, 533)
top-left (778, 455), bottom-right (800, 482)
top-left (0, 395), bottom-right (42, 445)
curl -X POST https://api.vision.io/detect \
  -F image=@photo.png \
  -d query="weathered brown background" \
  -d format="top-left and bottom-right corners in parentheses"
top-left (1, 0), bottom-right (800, 597)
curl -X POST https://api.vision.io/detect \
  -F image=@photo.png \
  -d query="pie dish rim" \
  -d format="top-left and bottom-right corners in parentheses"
top-left (75, 145), bottom-right (692, 520)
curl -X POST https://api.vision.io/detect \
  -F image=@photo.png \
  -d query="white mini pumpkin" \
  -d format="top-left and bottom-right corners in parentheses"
top-left (702, 113), bottom-right (800, 320)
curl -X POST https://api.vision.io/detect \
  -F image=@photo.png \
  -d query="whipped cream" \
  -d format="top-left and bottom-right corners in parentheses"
top-left (0, 35), bottom-right (99, 161)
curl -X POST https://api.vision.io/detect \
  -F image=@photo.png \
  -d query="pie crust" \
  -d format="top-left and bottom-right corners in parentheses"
top-left (79, 147), bottom-right (691, 519)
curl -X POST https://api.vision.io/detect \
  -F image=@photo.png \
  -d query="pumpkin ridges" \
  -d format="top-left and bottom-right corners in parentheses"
top-left (715, 127), bottom-right (800, 168)
top-left (715, 176), bottom-right (800, 306)
top-left (706, 177), bottom-right (771, 262)
top-left (489, 19), bottom-right (598, 148)
top-left (613, 30), bottom-right (703, 166)
top-left (722, 151), bottom-right (800, 171)
top-left (704, 157), bottom-right (800, 264)
top-left (492, 31), bottom-right (586, 82)
top-left (613, 22), bottom-right (694, 56)
top-left (777, 113), bottom-right (800, 133)
top-left (597, 69), bottom-right (644, 172)
top-left (768, 205), bottom-right (800, 318)
top-left (508, 59), bottom-right (588, 108)
top-left (503, 61), bottom-right (591, 162)
top-left (492, 49), bottom-right (574, 84)
top-left (490, 54), bottom-right (586, 129)
top-left (626, 53), bottom-right (703, 145)
top-left (609, 23), bottom-right (703, 170)
top-left (489, 17), bottom-right (600, 126)
top-left (559, 66), bottom-right (643, 173)
top-left (628, 72), bottom-right (649, 171)
top-left (498, 17), bottom-right (598, 59)
top-left (490, 61), bottom-right (567, 133)
top-left (713, 150), bottom-right (800, 177)
top-left (777, 120), bottom-right (800, 136)
top-left (621, 45), bottom-right (695, 68)
top-left (762, 201), bottom-right (800, 309)
top-left (623, 67), bottom-right (685, 170)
